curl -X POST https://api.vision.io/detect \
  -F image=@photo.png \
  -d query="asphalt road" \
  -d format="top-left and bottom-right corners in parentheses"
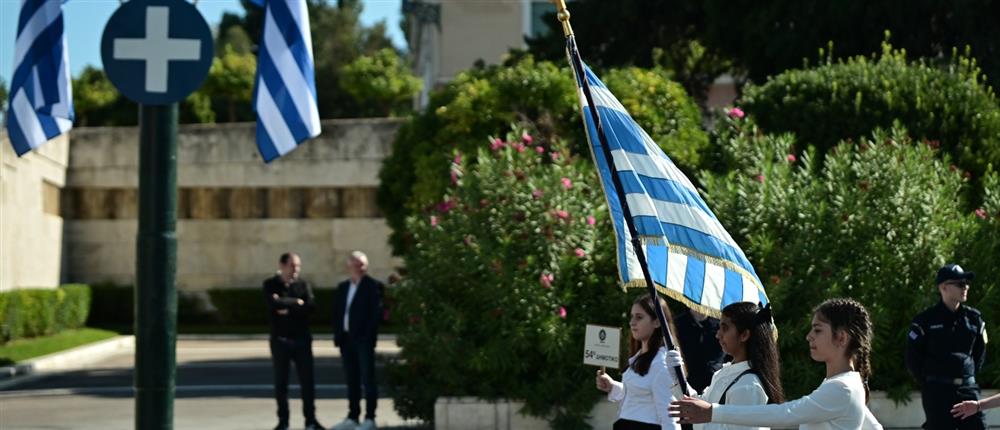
top-left (0, 338), bottom-right (426, 430)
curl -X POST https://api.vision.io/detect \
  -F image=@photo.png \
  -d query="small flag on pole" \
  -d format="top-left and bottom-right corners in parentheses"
top-left (6, 0), bottom-right (74, 156)
top-left (566, 38), bottom-right (767, 315)
top-left (250, 0), bottom-right (321, 163)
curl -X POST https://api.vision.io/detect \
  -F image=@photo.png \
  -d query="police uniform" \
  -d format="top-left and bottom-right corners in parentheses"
top-left (905, 265), bottom-right (988, 430)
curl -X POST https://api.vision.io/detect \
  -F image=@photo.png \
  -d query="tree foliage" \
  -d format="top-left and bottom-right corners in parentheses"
top-left (738, 42), bottom-right (1000, 201)
top-left (377, 56), bottom-right (707, 254)
top-left (527, 0), bottom-right (1000, 94)
top-left (339, 48), bottom-right (423, 117)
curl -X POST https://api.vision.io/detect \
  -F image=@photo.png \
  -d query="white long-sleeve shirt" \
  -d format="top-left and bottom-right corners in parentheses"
top-left (711, 371), bottom-right (883, 430)
top-left (694, 361), bottom-right (769, 430)
top-left (607, 347), bottom-right (681, 430)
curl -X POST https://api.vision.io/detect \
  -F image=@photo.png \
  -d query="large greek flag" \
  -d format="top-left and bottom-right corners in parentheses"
top-left (567, 39), bottom-right (767, 315)
top-left (250, 0), bottom-right (321, 163)
top-left (6, 0), bottom-right (74, 156)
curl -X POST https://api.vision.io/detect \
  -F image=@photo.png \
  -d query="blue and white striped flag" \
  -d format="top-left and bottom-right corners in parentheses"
top-left (567, 40), bottom-right (767, 315)
top-left (250, 0), bottom-right (321, 163)
top-left (6, 0), bottom-right (74, 156)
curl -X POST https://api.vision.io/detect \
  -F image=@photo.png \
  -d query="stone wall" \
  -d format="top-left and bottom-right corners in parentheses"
top-left (62, 118), bottom-right (404, 290)
top-left (0, 133), bottom-right (69, 291)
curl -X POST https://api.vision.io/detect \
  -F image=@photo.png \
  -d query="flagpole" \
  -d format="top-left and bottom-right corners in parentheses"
top-left (551, 0), bottom-right (694, 411)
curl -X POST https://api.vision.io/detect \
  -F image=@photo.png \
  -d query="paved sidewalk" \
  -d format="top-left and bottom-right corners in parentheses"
top-left (0, 336), bottom-right (427, 430)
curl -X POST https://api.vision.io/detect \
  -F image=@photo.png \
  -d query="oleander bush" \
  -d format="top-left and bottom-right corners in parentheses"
top-left (700, 114), bottom-right (999, 399)
top-left (387, 128), bottom-right (630, 429)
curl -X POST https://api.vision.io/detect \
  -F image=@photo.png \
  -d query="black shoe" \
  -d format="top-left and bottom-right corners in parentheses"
top-left (305, 421), bottom-right (326, 430)
top-left (273, 424), bottom-right (289, 430)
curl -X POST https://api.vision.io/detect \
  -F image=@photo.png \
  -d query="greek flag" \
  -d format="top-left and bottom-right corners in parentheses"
top-left (6, 0), bottom-right (74, 156)
top-left (567, 39), bottom-right (767, 315)
top-left (250, 0), bottom-right (321, 163)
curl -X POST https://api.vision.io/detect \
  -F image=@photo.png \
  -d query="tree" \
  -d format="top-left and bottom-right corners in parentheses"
top-left (199, 45), bottom-right (256, 122)
top-left (525, 0), bottom-right (730, 103)
top-left (222, 0), bottom-right (400, 119)
top-left (72, 66), bottom-right (131, 126)
top-left (527, 0), bottom-right (1000, 95)
top-left (700, 0), bottom-right (1000, 90)
top-left (339, 48), bottom-right (422, 117)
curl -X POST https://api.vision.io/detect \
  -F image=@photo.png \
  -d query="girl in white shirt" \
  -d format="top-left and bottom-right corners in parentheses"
top-left (679, 302), bottom-right (785, 430)
top-left (596, 295), bottom-right (681, 430)
top-left (669, 298), bottom-right (883, 430)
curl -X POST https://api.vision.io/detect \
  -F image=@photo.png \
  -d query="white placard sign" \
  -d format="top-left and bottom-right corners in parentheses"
top-left (584, 324), bottom-right (621, 368)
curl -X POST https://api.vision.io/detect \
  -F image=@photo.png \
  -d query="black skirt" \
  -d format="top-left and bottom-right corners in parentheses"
top-left (613, 418), bottom-right (660, 430)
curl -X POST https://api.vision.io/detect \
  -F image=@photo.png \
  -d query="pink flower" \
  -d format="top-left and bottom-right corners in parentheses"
top-left (453, 153), bottom-right (462, 164)
top-left (532, 189), bottom-right (544, 199)
top-left (561, 177), bottom-right (573, 189)
top-left (786, 154), bottom-right (797, 163)
top-left (727, 107), bottom-right (745, 119)
top-left (540, 272), bottom-right (554, 289)
top-left (550, 152), bottom-right (560, 162)
top-left (450, 171), bottom-right (459, 185)
top-left (574, 248), bottom-right (586, 258)
top-left (754, 174), bottom-right (765, 183)
top-left (558, 306), bottom-right (567, 319)
top-left (522, 133), bottom-right (534, 145)
top-left (430, 216), bottom-right (438, 226)
top-left (976, 208), bottom-right (988, 219)
top-left (555, 210), bottom-right (570, 220)
top-left (437, 199), bottom-right (455, 213)
top-left (535, 146), bottom-right (545, 154)
top-left (491, 138), bottom-right (505, 151)
top-left (514, 143), bottom-right (526, 153)
top-left (587, 215), bottom-right (596, 226)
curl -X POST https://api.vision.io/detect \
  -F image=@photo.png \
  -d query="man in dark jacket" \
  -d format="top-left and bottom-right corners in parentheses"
top-left (331, 251), bottom-right (384, 430)
top-left (263, 252), bottom-right (324, 430)
top-left (675, 308), bottom-right (725, 393)
top-left (906, 263), bottom-right (988, 430)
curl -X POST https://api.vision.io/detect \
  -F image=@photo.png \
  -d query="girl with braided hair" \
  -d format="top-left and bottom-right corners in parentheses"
top-left (669, 298), bottom-right (883, 430)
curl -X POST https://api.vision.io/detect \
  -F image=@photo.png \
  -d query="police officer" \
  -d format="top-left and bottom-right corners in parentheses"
top-left (906, 263), bottom-right (988, 430)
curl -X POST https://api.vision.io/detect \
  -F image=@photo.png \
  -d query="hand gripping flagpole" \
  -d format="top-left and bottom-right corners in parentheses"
top-left (550, 0), bottom-right (694, 417)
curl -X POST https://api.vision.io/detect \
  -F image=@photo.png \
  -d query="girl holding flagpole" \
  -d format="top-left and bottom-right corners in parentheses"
top-left (669, 298), bottom-right (882, 430)
top-left (669, 302), bottom-right (785, 430)
top-left (596, 295), bottom-right (682, 430)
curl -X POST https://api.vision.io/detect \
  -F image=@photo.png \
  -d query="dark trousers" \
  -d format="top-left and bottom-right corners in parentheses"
top-left (922, 384), bottom-right (985, 430)
top-left (339, 332), bottom-right (377, 421)
top-left (613, 418), bottom-right (660, 430)
top-left (270, 335), bottom-right (317, 425)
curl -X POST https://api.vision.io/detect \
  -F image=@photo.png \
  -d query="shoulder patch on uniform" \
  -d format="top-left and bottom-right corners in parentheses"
top-left (909, 330), bottom-right (919, 340)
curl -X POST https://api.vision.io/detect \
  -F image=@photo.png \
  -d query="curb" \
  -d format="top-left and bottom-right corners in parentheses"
top-left (0, 335), bottom-right (134, 390)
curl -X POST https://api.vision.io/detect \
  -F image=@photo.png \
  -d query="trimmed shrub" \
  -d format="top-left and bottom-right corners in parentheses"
top-left (377, 55), bottom-right (707, 254)
top-left (0, 284), bottom-right (92, 343)
top-left (700, 115), bottom-right (987, 399)
top-left (388, 129), bottom-right (630, 429)
top-left (740, 42), bottom-right (1000, 190)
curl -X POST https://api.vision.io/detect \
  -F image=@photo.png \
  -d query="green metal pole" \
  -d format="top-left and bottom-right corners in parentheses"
top-left (135, 103), bottom-right (178, 430)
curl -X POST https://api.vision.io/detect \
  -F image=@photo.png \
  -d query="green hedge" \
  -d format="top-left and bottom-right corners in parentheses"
top-left (0, 284), bottom-right (92, 343)
top-left (89, 284), bottom-right (393, 330)
top-left (739, 42), bottom-right (1000, 193)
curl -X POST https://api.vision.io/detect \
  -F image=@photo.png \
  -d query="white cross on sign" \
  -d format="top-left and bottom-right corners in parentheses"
top-left (112, 6), bottom-right (201, 93)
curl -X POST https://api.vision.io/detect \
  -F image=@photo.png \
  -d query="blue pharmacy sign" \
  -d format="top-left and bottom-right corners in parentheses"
top-left (100, 0), bottom-right (213, 105)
